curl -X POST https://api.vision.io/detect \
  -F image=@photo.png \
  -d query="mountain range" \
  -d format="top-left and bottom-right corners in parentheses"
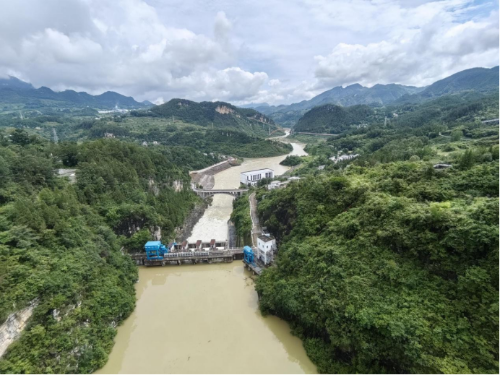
top-left (1, 65), bottom-right (497, 125)
top-left (0, 76), bottom-right (151, 110)
top-left (395, 66), bottom-right (499, 103)
top-left (249, 66), bottom-right (499, 127)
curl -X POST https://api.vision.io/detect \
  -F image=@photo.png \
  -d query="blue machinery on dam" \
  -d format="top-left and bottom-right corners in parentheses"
top-left (243, 245), bottom-right (263, 275)
top-left (144, 241), bottom-right (174, 260)
top-left (130, 240), bottom-right (245, 266)
top-left (131, 241), bottom-right (262, 275)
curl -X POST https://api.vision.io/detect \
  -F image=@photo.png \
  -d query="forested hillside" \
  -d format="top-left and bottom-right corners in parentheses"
top-left (294, 104), bottom-right (376, 134)
top-left (150, 98), bottom-right (279, 137)
top-left (302, 92), bottom-right (499, 164)
top-left (254, 92), bottom-right (499, 373)
top-left (0, 131), bottom-right (201, 373)
top-left (256, 162), bottom-right (498, 373)
top-left (0, 103), bottom-right (291, 159)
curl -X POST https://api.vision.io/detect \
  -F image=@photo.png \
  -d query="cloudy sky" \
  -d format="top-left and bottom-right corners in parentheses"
top-left (0, 0), bottom-right (498, 105)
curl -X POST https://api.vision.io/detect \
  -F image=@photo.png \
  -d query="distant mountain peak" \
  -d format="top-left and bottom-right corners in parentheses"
top-left (255, 81), bottom-right (424, 127)
top-left (0, 76), bottom-right (35, 91)
top-left (396, 65), bottom-right (499, 103)
top-left (238, 102), bottom-right (270, 109)
top-left (0, 77), bottom-right (151, 109)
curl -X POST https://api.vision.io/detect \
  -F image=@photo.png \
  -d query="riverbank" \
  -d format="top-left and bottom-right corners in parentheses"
top-left (189, 158), bottom-right (239, 189)
top-left (97, 140), bottom-right (316, 374)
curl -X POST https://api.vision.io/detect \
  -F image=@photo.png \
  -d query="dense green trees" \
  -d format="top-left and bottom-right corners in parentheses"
top-left (255, 92), bottom-right (499, 373)
top-left (142, 128), bottom-right (292, 158)
top-left (295, 104), bottom-right (375, 134)
top-left (300, 92), bottom-right (499, 167)
top-left (0, 134), bottom-right (203, 373)
top-left (280, 155), bottom-right (303, 166)
top-left (255, 159), bottom-right (499, 373)
top-left (230, 194), bottom-right (252, 246)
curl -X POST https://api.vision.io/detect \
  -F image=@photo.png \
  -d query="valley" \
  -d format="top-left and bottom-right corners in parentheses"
top-left (0, 65), bottom-right (497, 374)
top-left (97, 139), bottom-right (316, 374)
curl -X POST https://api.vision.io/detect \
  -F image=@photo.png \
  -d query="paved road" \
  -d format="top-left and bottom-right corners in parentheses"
top-left (482, 118), bottom-right (499, 124)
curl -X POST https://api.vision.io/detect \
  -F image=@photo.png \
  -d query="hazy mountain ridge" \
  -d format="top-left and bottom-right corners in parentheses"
top-left (395, 66), bottom-right (500, 104)
top-left (252, 83), bottom-right (422, 127)
top-left (253, 66), bottom-right (499, 127)
top-left (0, 76), bottom-right (150, 109)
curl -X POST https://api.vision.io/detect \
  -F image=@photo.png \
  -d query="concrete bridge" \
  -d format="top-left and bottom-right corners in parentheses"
top-left (193, 188), bottom-right (248, 198)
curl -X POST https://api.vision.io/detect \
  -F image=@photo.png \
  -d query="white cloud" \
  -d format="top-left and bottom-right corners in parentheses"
top-left (0, 0), bottom-right (267, 102)
top-left (312, 2), bottom-right (499, 88)
top-left (168, 67), bottom-right (268, 101)
top-left (0, 0), bottom-right (497, 105)
top-left (214, 11), bottom-right (232, 46)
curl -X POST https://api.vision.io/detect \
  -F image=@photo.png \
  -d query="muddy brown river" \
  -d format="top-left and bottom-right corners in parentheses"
top-left (96, 141), bottom-right (315, 374)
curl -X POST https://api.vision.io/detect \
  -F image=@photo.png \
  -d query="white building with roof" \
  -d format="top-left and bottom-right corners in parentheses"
top-left (240, 168), bottom-right (274, 186)
top-left (267, 180), bottom-right (282, 190)
top-left (330, 154), bottom-right (359, 163)
top-left (257, 234), bottom-right (276, 265)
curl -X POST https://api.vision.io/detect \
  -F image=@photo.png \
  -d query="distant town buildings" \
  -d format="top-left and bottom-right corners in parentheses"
top-left (240, 168), bottom-right (274, 186)
top-left (267, 180), bottom-right (282, 190)
top-left (266, 176), bottom-right (301, 190)
top-left (98, 106), bottom-right (129, 114)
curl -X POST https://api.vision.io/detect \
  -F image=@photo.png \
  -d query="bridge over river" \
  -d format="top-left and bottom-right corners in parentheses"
top-left (193, 188), bottom-right (248, 198)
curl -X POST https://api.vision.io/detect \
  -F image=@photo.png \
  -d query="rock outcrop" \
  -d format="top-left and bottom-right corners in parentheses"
top-left (0, 300), bottom-right (38, 358)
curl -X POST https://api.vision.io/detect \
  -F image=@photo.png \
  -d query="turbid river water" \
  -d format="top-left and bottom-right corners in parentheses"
top-left (97, 141), bottom-right (315, 374)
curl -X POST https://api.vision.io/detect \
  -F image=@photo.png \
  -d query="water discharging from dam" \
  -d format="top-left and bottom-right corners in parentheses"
top-left (97, 142), bottom-right (316, 373)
